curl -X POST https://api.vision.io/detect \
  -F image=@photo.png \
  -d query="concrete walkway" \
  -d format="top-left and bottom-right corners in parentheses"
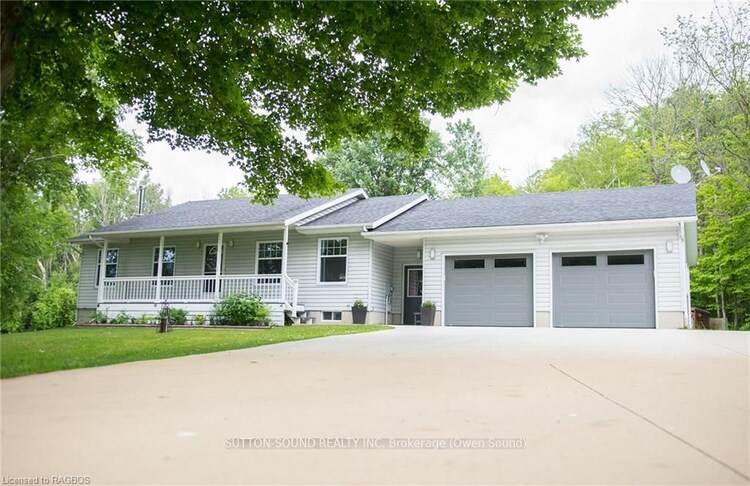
top-left (2, 327), bottom-right (748, 484)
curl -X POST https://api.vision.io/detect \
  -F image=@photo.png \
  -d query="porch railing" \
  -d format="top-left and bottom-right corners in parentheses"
top-left (100, 274), bottom-right (299, 309)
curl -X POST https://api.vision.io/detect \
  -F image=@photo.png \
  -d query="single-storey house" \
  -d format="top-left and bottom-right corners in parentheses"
top-left (72, 183), bottom-right (698, 328)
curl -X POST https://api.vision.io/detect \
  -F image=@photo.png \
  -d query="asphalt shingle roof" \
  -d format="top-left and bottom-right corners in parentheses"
top-left (302, 194), bottom-right (426, 227)
top-left (373, 184), bottom-right (697, 233)
top-left (86, 192), bottom-right (357, 235)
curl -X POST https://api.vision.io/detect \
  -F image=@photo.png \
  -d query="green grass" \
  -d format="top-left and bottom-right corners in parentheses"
top-left (0, 325), bottom-right (391, 378)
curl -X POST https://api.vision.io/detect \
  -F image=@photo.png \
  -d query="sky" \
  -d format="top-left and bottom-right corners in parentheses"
top-left (112, 0), bottom-right (718, 204)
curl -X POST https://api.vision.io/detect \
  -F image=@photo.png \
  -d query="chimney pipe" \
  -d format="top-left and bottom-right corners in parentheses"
top-left (136, 185), bottom-right (145, 216)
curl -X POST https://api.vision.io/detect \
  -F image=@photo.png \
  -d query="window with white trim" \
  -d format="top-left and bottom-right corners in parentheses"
top-left (319, 238), bottom-right (347, 283)
top-left (153, 246), bottom-right (176, 284)
top-left (257, 241), bottom-right (283, 274)
top-left (96, 248), bottom-right (118, 286)
top-left (322, 311), bottom-right (342, 322)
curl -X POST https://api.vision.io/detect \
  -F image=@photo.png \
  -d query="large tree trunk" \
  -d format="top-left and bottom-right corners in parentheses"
top-left (1, 0), bottom-right (24, 105)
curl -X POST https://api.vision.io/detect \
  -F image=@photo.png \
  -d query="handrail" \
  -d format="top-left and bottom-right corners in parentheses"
top-left (100, 274), bottom-right (299, 309)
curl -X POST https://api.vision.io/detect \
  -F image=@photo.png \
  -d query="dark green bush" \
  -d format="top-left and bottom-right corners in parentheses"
top-left (110, 311), bottom-right (132, 324)
top-left (212, 294), bottom-right (271, 326)
top-left (89, 310), bottom-right (108, 324)
top-left (30, 286), bottom-right (76, 330)
top-left (167, 307), bottom-right (188, 325)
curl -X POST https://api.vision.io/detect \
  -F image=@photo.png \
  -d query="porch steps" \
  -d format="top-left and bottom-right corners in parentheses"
top-left (284, 307), bottom-right (313, 325)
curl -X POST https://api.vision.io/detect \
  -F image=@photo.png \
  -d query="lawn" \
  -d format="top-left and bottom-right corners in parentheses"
top-left (0, 325), bottom-right (391, 378)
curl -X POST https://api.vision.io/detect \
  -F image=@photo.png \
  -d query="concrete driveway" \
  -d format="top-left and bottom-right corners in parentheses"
top-left (2, 327), bottom-right (748, 484)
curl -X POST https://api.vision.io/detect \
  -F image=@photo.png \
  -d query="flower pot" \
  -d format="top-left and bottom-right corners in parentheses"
top-left (420, 306), bottom-right (435, 326)
top-left (352, 307), bottom-right (367, 324)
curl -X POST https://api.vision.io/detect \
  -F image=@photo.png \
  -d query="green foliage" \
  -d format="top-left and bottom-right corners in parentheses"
top-left (28, 284), bottom-right (77, 330)
top-left (352, 300), bottom-right (366, 309)
top-left (89, 310), bottom-right (109, 325)
top-left (110, 311), bottom-right (132, 325)
top-left (192, 315), bottom-right (207, 326)
top-left (2, 1), bottom-right (615, 202)
top-left (167, 308), bottom-right (188, 326)
top-left (480, 173), bottom-right (517, 197)
top-left (421, 300), bottom-right (436, 309)
top-left (321, 131), bottom-right (446, 198)
top-left (442, 120), bottom-right (488, 198)
top-left (321, 119), bottom-right (494, 198)
top-left (217, 186), bottom-right (252, 200)
top-left (212, 294), bottom-right (272, 326)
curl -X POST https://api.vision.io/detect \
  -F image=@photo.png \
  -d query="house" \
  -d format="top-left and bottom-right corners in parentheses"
top-left (72, 183), bottom-right (698, 328)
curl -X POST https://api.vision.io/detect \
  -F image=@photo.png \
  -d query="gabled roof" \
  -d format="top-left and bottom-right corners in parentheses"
top-left (299, 194), bottom-right (427, 229)
top-left (372, 184), bottom-right (697, 233)
top-left (77, 190), bottom-right (364, 237)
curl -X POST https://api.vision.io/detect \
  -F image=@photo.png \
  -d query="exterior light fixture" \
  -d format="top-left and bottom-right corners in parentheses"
top-left (666, 241), bottom-right (674, 253)
top-left (195, 241), bottom-right (201, 249)
top-left (429, 248), bottom-right (436, 260)
top-left (536, 233), bottom-right (549, 243)
top-left (417, 250), bottom-right (422, 260)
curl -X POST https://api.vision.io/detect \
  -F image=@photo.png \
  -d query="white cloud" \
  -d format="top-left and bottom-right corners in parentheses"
top-left (123, 0), bottom-right (717, 203)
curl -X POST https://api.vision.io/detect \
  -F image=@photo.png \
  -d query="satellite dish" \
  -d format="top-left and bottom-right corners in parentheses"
top-left (670, 165), bottom-right (692, 184)
top-left (700, 159), bottom-right (711, 177)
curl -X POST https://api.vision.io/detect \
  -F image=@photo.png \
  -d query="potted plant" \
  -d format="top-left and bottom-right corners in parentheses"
top-left (420, 300), bottom-right (436, 326)
top-left (351, 299), bottom-right (367, 324)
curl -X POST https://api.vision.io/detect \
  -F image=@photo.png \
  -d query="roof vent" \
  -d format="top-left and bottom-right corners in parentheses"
top-left (136, 185), bottom-right (145, 216)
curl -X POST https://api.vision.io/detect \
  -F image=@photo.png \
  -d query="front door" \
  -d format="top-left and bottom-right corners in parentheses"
top-left (203, 244), bottom-right (225, 293)
top-left (403, 265), bottom-right (423, 325)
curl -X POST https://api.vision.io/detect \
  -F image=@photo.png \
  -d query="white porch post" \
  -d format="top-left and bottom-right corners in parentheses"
top-left (281, 225), bottom-right (289, 302)
top-left (214, 232), bottom-right (223, 301)
top-left (155, 235), bottom-right (165, 303)
top-left (97, 239), bottom-right (108, 305)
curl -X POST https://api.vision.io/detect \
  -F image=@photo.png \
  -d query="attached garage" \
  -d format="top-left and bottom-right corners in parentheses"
top-left (445, 254), bottom-right (533, 327)
top-left (553, 251), bottom-right (655, 328)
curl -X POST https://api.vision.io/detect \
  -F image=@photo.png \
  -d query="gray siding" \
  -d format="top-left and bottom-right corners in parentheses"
top-left (370, 242), bottom-right (394, 313)
top-left (287, 231), bottom-right (370, 312)
top-left (391, 247), bottom-right (422, 315)
top-left (77, 229), bottom-right (383, 316)
top-left (77, 244), bottom-right (100, 308)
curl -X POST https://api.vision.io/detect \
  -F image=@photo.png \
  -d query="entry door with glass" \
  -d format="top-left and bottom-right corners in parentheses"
top-left (203, 244), bottom-right (225, 293)
top-left (403, 266), bottom-right (423, 325)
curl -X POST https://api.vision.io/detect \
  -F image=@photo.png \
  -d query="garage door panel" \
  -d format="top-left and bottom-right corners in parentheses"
top-left (446, 255), bottom-right (533, 327)
top-left (554, 251), bottom-right (655, 329)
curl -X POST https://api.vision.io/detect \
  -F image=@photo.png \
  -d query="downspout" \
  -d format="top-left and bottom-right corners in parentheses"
top-left (678, 221), bottom-right (690, 328)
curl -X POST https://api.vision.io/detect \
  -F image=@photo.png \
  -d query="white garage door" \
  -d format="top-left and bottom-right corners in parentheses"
top-left (445, 255), bottom-right (533, 327)
top-left (553, 251), bottom-right (655, 328)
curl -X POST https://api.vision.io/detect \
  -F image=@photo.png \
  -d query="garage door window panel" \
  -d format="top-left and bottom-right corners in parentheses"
top-left (607, 254), bottom-right (645, 265)
top-left (561, 256), bottom-right (597, 266)
top-left (454, 259), bottom-right (485, 269)
top-left (494, 258), bottom-right (527, 268)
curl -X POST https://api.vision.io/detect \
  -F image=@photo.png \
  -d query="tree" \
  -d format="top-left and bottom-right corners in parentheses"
top-left (442, 120), bottom-right (489, 198)
top-left (217, 186), bottom-right (252, 200)
top-left (320, 131), bottom-right (445, 198)
top-left (83, 172), bottom-right (172, 230)
top-left (1, 1), bottom-right (617, 203)
top-left (480, 173), bottom-right (517, 196)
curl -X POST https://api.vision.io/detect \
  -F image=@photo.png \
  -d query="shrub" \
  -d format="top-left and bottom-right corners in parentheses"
top-left (89, 310), bottom-right (109, 324)
top-left (110, 311), bottom-right (132, 324)
top-left (352, 299), bottom-right (366, 309)
top-left (193, 314), bottom-right (206, 326)
top-left (167, 307), bottom-right (188, 325)
top-left (30, 286), bottom-right (77, 330)
top-left (421, 300), bottom-right (436, 309)
top-left (212, 294), bottom-right (271, 326)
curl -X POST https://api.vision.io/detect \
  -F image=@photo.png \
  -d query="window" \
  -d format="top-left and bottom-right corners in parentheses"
top-left (152, 246), bottom-right (176, 285)
top-left (454, 259), bottom-right (485, 269)
top-left (257, 241), bottom-right (283, 274)
top-left (96, 248), bottom-right (119, 286)
top-left (561, 256), bottom-right (597, 267)
top-left (319, 238), bottom-right (347, 283)
top-left (406, 268), bottom-right (423, 297)
top-left (153, 247), bottom-right (176, 277)
top-left (495, 258), bottom-right (527, 268)
top-left (607, 254), bottom-right (645, 265)
top-left (322, 311), bottom-right (342, 322)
